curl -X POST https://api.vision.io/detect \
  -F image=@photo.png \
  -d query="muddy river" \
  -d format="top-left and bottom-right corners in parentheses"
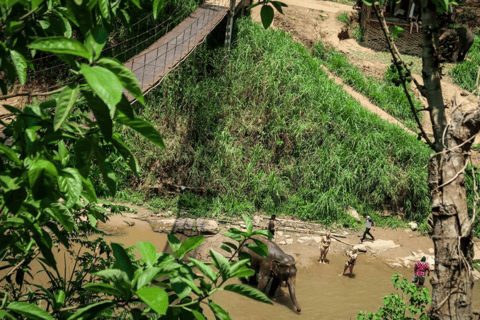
top-left (5, 216), bottom-right (480, 319)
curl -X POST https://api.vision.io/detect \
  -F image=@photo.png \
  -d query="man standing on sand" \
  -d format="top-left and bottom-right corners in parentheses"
top-left (267, 215), bottom-right (278, 241)
top-left (318, 231), bottom-right (332, 264)
top-left (339, 248), bottom-right (358, 276)
top-left (412, 256), bottom-right (430, 287)
top-left (360, 214), bottom-right (375, 243)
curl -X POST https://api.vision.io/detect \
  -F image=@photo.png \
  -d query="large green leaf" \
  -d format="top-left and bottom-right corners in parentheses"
top-left (191, 310), bottom-right (206, 320)
top-left (51, 9), bottom-right (72, 37)
top-left (82, 90), bottom-right (112, 140)
top-left (67, 301), bottom-right (115, 320)
top-left (98, 57), bottom-right (145, 105)
top-left (7, 301), bottom-right (54, 320)
top-left (111, 243), bottom-right (135, 280)
top-left (137, 241), bottom-right (157, 266)
top-left (92, 144), bottom-right (116, 195)
top-left (170, 276), bottom-right (192, 300)
top-left (80, 64), bottom-right (122, 113)
top-left (153, 0), bottom-right (165, 19)
top-left (174, 236), bottom-right (204, 260)
top-left (260, 5), bottom-right (274, 29)
top-left (10, 50), bottom-right (28, 85)
top-left (111, 133), bottom-right (139, 175)
top-left (188, 258), bottom-right (217, 282)
top-left (65, 0), bottom-right (93, 36)
top-left (270, 1), bottom-right (287, 14)
top-left (84, 283), bottom-right (123, 296)
top-left (242, 214), bottom-right (253, 234)
top-left (74, 137), bottom-right (95, 178)
top-left (28, 159), bottom-right (58, 201)
top-left (136, 287), bottom-right (168, 315)
top-left (0, 310), bottom-right (16, 320)
top-left (136, 267), bottom-right (160, 290)
top-left (45, 203), bottom-right (74, 233)
top-left (81, 177), bottom-right (97, 203)
top-left (116, 111), bottom-right (165, 148)
top-left (98, 0), bottom-right (110, 21)
top-left (93, 269), bottom-right (131, 292)
top-left (58, 167), bottom-right (82, 208)
top-left (167, 234), bottom-right (181, 253)
top-left (231, 268), bottom-right (255, 279)
top-left (28, 37), bottom-right (90, 59)
top-left (54, 83), bottom-right (79, 131)
top-left (86, 26), bottom-right (108, 60)
top-left (209, 250), bottom-right (230, 280)
top-left (208, 301), bottom-right (231, 320)
top-left (224, 284), bottom-right (272, 304)
top-left (0, 144), bottom-right (21, 165)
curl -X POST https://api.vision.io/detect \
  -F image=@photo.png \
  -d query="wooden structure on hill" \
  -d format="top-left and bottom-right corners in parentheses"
top-left (358, 0), bottom-right (423, 56)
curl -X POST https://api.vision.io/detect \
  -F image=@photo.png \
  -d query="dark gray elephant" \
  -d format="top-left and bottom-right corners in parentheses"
top-left (438, 28), bottom-right (474, 63)
top-left (240, 236), bottom-right (301, 312)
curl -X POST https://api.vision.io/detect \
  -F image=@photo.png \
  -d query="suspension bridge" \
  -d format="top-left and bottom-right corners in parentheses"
top-left (123, 0), bottom-right (246, 102)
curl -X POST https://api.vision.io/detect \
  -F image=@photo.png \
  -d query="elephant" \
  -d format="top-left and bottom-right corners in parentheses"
top-left (240, 236), bottom-right (301, 312)
top-left (438, 28), bottom-right (474, 63)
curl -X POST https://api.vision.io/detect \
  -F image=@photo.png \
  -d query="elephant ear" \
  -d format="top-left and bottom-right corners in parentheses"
top-left (271, 259), bottom-right (281, 276)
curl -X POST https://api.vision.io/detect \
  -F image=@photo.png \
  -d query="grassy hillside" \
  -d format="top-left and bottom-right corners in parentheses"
top-left (114, 18), bottom-right (433, 224)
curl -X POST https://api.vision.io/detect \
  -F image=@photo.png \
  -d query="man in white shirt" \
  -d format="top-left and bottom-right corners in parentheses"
top-left (360, 214), bottom-right (375, 243)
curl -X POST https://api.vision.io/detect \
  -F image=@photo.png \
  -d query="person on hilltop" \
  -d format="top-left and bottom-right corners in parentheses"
top-left (267, 215), bottom-right (278, 241)
top-left (318, 231), bottom-right (332, 264)
top-left (339, 248), bottom-right (358, 276)
top-left (412, 256), bottom-right (431, 287)
top-left (360, 214), bottom-right (375, 243)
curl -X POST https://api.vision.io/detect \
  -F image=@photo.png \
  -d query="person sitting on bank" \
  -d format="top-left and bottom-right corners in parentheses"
top-left (318, 231), bottom-right (332, 264)
top-left (360, 214), bottom-right (375, 243)
top-left (412, 256), bottom-right (430, 287)
top-left (339, 248), bottom-right (358, 276)
top-left (268, 215), bottom-right (278, 239)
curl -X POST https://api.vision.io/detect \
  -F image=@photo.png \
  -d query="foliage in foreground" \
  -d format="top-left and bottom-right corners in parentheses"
top-left (449, 33), bottom-right (480, 94)
top-left (358, 274), bottom-right (431, 320)
top-left (312, 41), bottom-right (424, 131)
top-left (116, 18), bottom-right (432, 222)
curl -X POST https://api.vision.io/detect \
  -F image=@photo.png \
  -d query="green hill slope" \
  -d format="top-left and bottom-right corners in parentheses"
top-left (118, 18), bottom-right (432, 223)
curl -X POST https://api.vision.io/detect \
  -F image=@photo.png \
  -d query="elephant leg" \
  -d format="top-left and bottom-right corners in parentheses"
top-left (269, 277), bottom-right (281, 297)
top-left (248, 273), bottom-right (258, 285)
top-left (257, 276), bottom-right (269, 293)
top-left (452, 50), bottom-right (459, 63)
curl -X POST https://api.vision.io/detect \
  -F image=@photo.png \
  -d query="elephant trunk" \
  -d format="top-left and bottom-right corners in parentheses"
top-left (287, 278), bottom-right (301, 312)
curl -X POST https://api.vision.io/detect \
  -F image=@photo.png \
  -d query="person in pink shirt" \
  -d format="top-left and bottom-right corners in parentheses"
top-left (412, 256), bottom-right (430, 286)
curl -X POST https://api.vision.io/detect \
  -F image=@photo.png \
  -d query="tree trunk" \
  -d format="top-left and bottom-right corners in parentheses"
top-left (421, 1), bottom-right (477, 319)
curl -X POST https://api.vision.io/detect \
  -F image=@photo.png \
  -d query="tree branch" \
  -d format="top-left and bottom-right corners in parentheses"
top-left (0, 87), bottom-right (63, 101)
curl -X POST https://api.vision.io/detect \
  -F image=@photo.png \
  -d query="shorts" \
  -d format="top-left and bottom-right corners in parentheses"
top-left (412, 275), bottom-right (426, 286)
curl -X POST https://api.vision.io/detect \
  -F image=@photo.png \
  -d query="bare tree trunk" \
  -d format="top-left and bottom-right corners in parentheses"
top-left (421, 2), bottom-right (477, 319)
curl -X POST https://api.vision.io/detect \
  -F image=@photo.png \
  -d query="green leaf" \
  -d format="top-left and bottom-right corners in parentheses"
top-left (209, 249), bottom-right (230, 280)
top-left (136, 287), bottom-right (168, 315)
top-left (242, 214), bottom-right (253, 234)
top-left (45, 203), bottom-right (74, 232)
top-left (224, 284), bottom-right (273, 304)
top-left (116, 111), bottom-right (165, 148)
top-left (247, 2), bottom-right (261, 10)
top-left (0, 144), bottom-right (21, 165)
top-left (191, 310), bottom-right (206, 320)
top-left (231, 268), bottom-right (255, 278)
top-left (81, 177), bottom-right (97, 203)
top-left (208, 301), bottom-right (231, 320)
top-left (84, 283), bottom-right (123, 296)
top-left (136, 267), bottom-right (160, 290)
top-left (28, 159), bottom-right (58, 201)
top-left (252, 229), bottom-right (271, 238)
top-left (86, 26), bottom-right (108, 60)
top-left (0, 310), bottom-right (16, 320)
top-left (65, 0), bottom-right (93, 36)
top-left (82, 90), bottom-right (112, 140)
top-left (59, 167), bottom-right (82, 208)
top-left (98, 57), bottom-right (145, 105)
top-left (54, 83), bottom-right (79, 131)
top-left (93, 269), bottom-right (131, 291)
top-left (80, 64), bottom-right (123, 112)
top-left (111, 243), bottom-right (135, 280)
top-left (246, 244), bottom-right (268, 259)
top-left (175, 236), bottom-right (204, 260)
top-left (260, 5), bottom-right (274, 29)
top-left (98, 0), bottom-right (110, 21)
top-left (362, 0), bottom-right (373, 6)
top-left (170, 276), bottom-right (192, 299)
top-left (223, 232), bottom-right (242, 242)
top-left (111, 133), bottom-right (140, 175)
top-left (7, 302), bottom-right (54, 320)
top-left (188, 258), bottom-right (217, 282)
top-left (10, 50), bottom-right (28, 85)
top-left (67, 301), bottom-right (115, 320)
top-left (229, 259), bottom-right (251, 275)
top-left (129, 0), bottom-right (141, 9)
top-left (137, 241), bottom-right (157, 266)
top-left (75, 137), bottom-right (95, 178)
top-left (270, 1), bottom-right (287, 14)
top-left (92, 144), bottom-right (116, 195)
top-left (153, 0), bottom-right (165, 19)
top-left (116, 95), bottom-right (135, 119)
top-left (167, 234), bottom-right (181, 253)
top-left (28, 37), bottom-right (90, 59)
top-left (54, 290), bottom-right (66, 309)
top-left (51, 9), bottom-right (72, 38)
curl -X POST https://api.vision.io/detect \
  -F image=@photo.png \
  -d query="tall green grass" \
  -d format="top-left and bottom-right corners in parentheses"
top-left (312, 41), bottom-right (424, 131)
top-left (449, 33), bottom-right (480, 94)
top-left (118, 18), bottom-right (432, 223)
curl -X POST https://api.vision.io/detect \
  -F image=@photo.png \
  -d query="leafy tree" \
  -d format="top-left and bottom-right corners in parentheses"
top-left (0, 0), bottom-right (273, 319)
top-left (358, 274), bottom-right (431, 320)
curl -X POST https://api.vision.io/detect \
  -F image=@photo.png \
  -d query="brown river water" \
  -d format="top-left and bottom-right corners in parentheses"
top-left (5, 215), bottom-right (480, 319)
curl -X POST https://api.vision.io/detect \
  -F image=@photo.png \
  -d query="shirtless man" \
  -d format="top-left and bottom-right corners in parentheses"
top-left (318, 231), bottom-right (332, 264)
top-left (267, 215), bottom-right (278, 241)
top-left (339, 248), bottom-right (358, 276)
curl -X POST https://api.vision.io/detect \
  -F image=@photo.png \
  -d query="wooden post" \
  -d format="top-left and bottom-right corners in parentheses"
top-left (224, 0), bottom-right (236, 49)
